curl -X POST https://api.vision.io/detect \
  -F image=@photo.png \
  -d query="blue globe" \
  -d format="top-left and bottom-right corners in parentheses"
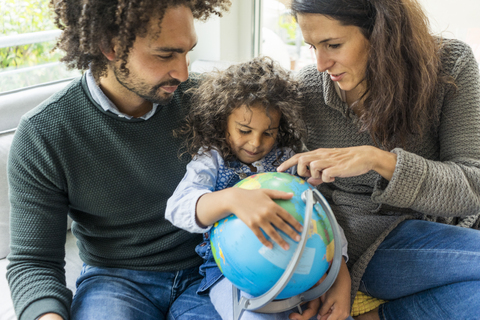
top-left (210, 172), bottom-right (335, 299)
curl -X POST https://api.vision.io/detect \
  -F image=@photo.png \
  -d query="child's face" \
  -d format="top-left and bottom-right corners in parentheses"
top-left (226, 104), bottom-right (281, 164)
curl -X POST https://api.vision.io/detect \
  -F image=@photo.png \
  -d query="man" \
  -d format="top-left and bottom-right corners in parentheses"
top-left (7, 1), bottom-right (231, 319)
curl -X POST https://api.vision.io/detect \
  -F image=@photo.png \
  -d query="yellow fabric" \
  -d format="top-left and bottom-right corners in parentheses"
top-left (351, 291), bottom-right (386, 317)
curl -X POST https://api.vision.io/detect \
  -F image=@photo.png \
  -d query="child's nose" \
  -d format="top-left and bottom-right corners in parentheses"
top-left (250, 136), bottom-right (262, 148)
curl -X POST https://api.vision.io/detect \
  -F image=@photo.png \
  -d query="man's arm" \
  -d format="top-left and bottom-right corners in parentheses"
top-left (7, 119), bottom-right (72, 320)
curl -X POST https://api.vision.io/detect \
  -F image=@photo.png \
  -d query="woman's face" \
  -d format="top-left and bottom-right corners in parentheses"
top-left (297, 13), bottom-right (370, 100)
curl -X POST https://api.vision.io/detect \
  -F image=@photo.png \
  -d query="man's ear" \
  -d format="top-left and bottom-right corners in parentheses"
top-left (100, 38), bottom-right (117, 61)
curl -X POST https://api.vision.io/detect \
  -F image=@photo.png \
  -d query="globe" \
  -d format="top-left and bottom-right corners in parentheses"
top-left (210, 172), bottom-right (335, 300)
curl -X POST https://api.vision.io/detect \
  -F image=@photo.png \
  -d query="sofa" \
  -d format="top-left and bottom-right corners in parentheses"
top-left (0, 79), bottom-right (83, 320)
top-left (0, 60), bottom-right (234, 320)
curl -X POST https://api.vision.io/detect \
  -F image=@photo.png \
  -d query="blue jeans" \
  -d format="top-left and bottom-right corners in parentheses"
top-left (71, 264), bottom-right (221, 320)
top-left (359, 220), bottom-right (480, 320)
top-left (196, 232), bottom-right (224, 294)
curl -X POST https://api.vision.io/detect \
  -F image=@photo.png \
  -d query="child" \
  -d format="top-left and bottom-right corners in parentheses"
top-left (166, 57), bottom-right (351, 320)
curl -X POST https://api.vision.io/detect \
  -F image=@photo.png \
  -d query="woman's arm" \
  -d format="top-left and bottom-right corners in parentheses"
top-left (371, 43), bottom-right (480, 217)
top-left (277, 146), bottom-right (397, 184)
top-left (281, 41), bottom-right (480, 219)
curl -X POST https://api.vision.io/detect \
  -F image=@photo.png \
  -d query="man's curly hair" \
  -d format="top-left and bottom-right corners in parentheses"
top-left (177, 56), bottom-right (306, 161)
top-left (50, 0), bottom-right (231, 80)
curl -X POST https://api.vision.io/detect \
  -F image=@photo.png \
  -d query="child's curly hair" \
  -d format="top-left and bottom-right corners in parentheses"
top-left (177, 56), bottom-right (306, 160)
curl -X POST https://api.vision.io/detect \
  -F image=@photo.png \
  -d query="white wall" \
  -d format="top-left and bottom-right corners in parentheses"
top-left (190, 0), bottom-right (257, 66)
top-left (415, 0), bottom-right (480, 60)
top-left (420, 0), bottom-right (480, 33)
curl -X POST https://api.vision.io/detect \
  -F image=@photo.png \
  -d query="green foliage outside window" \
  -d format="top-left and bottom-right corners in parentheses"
top-left (0, 0), bottom-right (79, 92)
top-left (277, 15), bottom-right (298, 45)
top-left (0, 0), bottom-right (61, 69)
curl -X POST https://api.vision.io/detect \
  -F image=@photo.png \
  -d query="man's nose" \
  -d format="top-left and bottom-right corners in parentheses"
top-left (169, 54), bottom-right (190, 83)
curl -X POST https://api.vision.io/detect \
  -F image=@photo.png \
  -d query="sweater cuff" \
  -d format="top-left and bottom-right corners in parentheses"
top-left (21, 298), bottom-right (68, 320)
top-left (371, 148), bottom-right (428, 208)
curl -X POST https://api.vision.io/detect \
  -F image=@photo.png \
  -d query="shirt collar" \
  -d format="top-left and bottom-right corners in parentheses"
top-left (85, 69), bottom-right (158, 120)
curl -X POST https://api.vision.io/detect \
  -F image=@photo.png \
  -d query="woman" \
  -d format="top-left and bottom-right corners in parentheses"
top-left (279, 0), bottom-right (480, 319)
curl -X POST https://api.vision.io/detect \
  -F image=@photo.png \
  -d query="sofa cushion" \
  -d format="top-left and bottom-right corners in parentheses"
top-left (0, 230), bottom-right (81, 320)
top-left (0, 130), bottom-right (14, 259)
top-left (0, 79), bottom-right (74, 132)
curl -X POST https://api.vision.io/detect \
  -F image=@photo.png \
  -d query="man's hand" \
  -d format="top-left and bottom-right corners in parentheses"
top-left (39, 313), bottom-right (63, 320)
top-left (289, 259), bottom-right (352, 320)
top-left (288, 298), bottom-right (321, 320)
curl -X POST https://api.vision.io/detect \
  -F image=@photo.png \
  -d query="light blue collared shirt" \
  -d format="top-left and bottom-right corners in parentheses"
top-left (165, 148), bottom-right (296, 234)
top-left (85, 69), bottom-right (158, 120)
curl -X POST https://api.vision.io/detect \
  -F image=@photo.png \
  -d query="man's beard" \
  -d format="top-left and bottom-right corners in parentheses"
top-left (114, 66), bottom-right (181, 106)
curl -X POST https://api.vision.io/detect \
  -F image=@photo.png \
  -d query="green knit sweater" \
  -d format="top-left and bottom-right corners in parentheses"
top-left (7, 74), bottom-right (203, 320)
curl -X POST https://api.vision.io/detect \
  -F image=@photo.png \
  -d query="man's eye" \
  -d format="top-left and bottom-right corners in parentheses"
top-left (157, 55), bottom-right (173, 59)
top-left (309, 45), bottom-right (316, 51)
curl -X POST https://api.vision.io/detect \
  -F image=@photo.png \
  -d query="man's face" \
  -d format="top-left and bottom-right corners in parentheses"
top-left (113, 5), bottom-right (197, 105)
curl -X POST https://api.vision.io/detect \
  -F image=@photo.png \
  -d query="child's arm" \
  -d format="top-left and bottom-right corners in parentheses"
top-left (289, 259), bottom-right (351, 320)
top-left (166, 149), bottom-right (303, 249)
top-left (165, 150), bottom-right (220, 234)
top-left (196, 187), bottom-right (303, 250)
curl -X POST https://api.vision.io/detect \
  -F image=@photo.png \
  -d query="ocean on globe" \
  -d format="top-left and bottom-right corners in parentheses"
top-left (210, 172), bottom-right (335, 300)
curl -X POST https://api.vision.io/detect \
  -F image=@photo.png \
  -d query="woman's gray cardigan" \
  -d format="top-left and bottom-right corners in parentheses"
top-left (297, 38), bottom-right (480, 302)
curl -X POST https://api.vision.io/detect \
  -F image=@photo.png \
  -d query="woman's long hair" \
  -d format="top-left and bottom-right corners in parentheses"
top-left (292, 0), bottom-right (454, 149)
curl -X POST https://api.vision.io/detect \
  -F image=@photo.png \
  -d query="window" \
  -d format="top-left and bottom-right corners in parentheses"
top-left (260, 0), bottom-right (313, 71)
top-left (0, 0), bottom-right (80, 93)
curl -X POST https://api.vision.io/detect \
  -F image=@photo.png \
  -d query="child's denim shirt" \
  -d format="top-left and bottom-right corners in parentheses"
top-left (195, 148), bottom-right (296, 294)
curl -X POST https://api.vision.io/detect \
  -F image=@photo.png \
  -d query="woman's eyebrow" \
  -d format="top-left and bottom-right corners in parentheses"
top-left (318, 37), bottom-right (341, 44)
top-left (306, 37), bottom-right (341, 46)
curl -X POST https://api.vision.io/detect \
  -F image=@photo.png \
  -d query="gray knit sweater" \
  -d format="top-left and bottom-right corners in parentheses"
top-left (297, 38), bottom-right (480, 302)
top-left (7, 74), bottom-right (203, 320)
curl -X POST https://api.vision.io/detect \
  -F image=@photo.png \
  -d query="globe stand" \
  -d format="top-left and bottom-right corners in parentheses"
top-left (232, 188), bottom-right (343, 320)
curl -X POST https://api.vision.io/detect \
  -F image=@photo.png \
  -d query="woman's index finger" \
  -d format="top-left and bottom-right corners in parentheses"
top-left (277, 153), bottom-right (301, 172)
